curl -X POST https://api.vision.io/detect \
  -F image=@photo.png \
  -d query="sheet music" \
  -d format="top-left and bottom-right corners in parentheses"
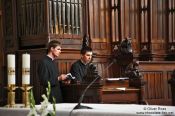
top-left (106, 77), bottom-right (129, 81)
top-left (116, 87), bottom-right (126, 91)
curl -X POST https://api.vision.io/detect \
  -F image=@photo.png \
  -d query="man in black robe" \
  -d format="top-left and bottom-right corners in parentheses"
top-left (38, 40), bottom-right (69, 103)
top-left (70, 46), bottom-right (93, 83)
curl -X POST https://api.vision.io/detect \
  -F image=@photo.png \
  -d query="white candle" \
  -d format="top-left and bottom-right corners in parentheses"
top-left (7, 54), bottom-right (15, 85)
top-left (22, 53), bottom-right (30, 85)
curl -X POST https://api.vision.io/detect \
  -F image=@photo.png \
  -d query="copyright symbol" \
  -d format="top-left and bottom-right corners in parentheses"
top-left (143, 107), bottom-right (146, 110)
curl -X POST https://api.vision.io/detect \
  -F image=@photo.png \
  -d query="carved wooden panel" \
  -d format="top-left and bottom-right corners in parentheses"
top-left (167, 0), bottom-right (175, 54)
top-left (16, 0), bottom-right (45, 36)
top-left (140, 0), bottom-right (150, 53)
top-left (110, 0), bottom-right (170, 61)
top-left (150, 0), bottom-right (167, 56)
top-left (0, 0), bottom-right (7, 106)
top-left (0, 0), bottom-right (2, 87)
top-left (2, 0), bottom-right (18, 52)
top-left (111, 0), bottom-right (140, 55)
top-left (139, 61), bottom-right (175, 105)
top-left (62, 84), bottom-right (102, 103)
top-left (139, 0), bottom-right (168, 60)
top-left (88, 0), bottom-right (111, 55)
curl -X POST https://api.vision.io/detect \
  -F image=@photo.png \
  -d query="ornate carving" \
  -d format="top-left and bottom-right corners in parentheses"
top-left (82, 34), bottom-right (90, 49)
top-left (125, 61), bottom-right (142, 79)
top-left (112, 37), bottom-right (133, 65)
top-left (84, 63), bottom-right (100, 83)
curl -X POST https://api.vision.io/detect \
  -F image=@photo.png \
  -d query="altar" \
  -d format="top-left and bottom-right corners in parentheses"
top-left (0, 103), bottom-right (175, 116)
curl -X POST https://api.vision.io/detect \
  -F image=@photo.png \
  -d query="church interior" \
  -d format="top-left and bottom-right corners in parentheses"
top-left (0, 0), bottom-right (175, 115)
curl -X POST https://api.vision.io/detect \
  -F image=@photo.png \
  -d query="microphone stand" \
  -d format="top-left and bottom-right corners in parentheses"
top-left (73, 75), bottom-right (100, 110)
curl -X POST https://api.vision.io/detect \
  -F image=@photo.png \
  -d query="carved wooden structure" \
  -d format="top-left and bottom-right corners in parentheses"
top-left (0, 0), bottom-right (175, 106)
top-left (169, 70), bottom-right (175, 106)
top-left (0, 1), bottom-right (4, 106)
top-left (139, 61), bottom-right (175, 105)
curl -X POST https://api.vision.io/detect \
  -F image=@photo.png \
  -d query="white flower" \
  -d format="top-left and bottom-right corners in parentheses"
top-left (37, 94), bottom-right (51, 116)
top-left (27, 108), bottom-right (39, 116)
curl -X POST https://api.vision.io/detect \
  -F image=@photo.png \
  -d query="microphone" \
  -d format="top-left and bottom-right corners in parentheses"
top-left (106, 59), bottom-right (116, 70)
top-left (73, 75), bottom-right (100, 109)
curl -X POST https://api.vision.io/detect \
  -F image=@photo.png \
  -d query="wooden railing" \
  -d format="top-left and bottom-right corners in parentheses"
top-left (139, 61), bottom-right (175, 105)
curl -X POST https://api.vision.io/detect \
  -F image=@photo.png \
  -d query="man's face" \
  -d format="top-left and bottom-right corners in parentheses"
top-left (81, 51), bottom-right (93, 64)
top-left (51, 46), bottom-right (61, 58)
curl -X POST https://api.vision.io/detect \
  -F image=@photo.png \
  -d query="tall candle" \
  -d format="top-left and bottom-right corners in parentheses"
top-left (22, 53), bottom-right (30, 85)
top-left (7, 54), bottom-right (15, 85)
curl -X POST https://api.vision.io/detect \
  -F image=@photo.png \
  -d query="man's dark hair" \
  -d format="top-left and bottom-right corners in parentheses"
top-left (47, 40), bottom-right (61, 53)
top-left (80, 46), bottom-right (92, 55)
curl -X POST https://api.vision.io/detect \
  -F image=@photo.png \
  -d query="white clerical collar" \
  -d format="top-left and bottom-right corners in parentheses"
top-left (80, 59), bottom-right (88, 65)
top-left (47, 55), bottom-right (54, 61)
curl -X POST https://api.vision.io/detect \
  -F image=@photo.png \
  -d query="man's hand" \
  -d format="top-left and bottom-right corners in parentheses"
top-left (58, 74), bottom-right (67, 81)
top-left (58, 74), bottom-right (71, 85)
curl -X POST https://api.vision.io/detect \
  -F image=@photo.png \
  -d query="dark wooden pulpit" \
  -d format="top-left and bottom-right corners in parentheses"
top-left (61, 82), bottom-right (103, 103)
top-left (61, 62), bottom-right (103, 103)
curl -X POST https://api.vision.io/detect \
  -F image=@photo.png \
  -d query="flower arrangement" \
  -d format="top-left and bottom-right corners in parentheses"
top-left (27, 82), bottom-right (56, 116)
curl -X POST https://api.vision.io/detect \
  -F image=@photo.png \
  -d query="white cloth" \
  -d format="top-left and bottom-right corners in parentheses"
top-left (0, 103), bottom-right (175, 116)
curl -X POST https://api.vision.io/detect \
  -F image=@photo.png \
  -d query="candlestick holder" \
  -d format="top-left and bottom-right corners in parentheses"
top-left (5, 84), bottom-right (18, 108)
top-left (20, 84), bottom-right (33, 107)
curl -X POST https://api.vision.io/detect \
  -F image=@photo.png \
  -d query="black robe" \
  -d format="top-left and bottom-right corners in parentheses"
top-left (70, 60), bottom-right (88, 83)
top-left (37, 56), bottom-right (63, 103)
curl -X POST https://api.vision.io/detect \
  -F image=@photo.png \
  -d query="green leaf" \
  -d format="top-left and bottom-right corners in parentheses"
top-left (29, 89), bottom-right (36, 108)
top-left (52, 97), bottom-right (56, 115)
top-left (46, 81), bottom-right (51, 98)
